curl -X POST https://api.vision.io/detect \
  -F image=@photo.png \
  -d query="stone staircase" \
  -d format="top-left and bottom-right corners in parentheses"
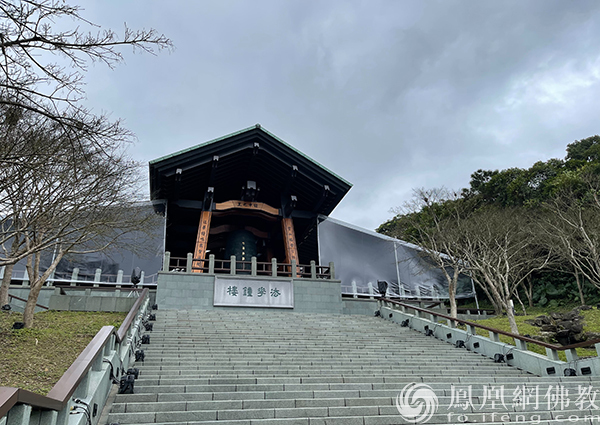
top-left (107, 310), bottom-right (600, 424)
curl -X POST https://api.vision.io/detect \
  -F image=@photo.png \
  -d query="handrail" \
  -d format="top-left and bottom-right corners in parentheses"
top-left (46, 326), bottom-right (114, 403)
top-left (0, 288), bottom-right (149, 419)
top-left (381, 297), bottom-right (600, 351)
top-left (7, 294), bottom-right (49, 310)
top-left (116, 288), bottom-right (148, 342)
top-left (0, 388), bottom-right (18, 419)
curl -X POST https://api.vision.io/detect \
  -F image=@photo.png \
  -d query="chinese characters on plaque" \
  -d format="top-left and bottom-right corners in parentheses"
top-left (214, 278), bottom-right (294, 308)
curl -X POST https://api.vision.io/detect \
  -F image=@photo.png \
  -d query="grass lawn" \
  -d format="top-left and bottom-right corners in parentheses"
top-left (0, 310), bottom-right (126, 395)
top-left (470, 306), bottom-right (600, 361)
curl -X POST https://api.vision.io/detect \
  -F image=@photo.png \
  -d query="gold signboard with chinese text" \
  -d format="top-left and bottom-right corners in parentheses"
top-left (214, 200), bottom-right (279, 216)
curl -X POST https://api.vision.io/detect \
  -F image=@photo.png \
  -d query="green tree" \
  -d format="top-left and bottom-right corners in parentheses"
top-left (566, 135), bottom-right (600, 163)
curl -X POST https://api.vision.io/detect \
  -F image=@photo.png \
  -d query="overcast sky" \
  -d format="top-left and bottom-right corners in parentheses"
top-left (76, 0), bottom-right (600, 230)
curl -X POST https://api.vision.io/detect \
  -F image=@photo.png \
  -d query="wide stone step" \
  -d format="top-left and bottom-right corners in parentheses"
top-left (132, 372), bottom-right (534, 387)
top-left (103, 419), bottom-right (599, 425)
top-left (138, 354), bottom-right (498, 361)
top-left (135, 371), bottom-right (529, 380)
top-left (138, 362), bottom-right (518, 370)
top-left (108, 309), bottom-right (600, 424)
top-left (110, 393), bottom-right (600, 412)
top-left (107, 407), bottom-right (600, 424)
top-left (114, 379), bottom-right (600, 404)
top-left (133, 378), bottom-right (599, 394)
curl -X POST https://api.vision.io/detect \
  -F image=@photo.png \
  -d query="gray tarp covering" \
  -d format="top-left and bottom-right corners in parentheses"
top-left (6, 203), bottom-right (166, 286)
top-left (317, 216), bottom-right (475, 299)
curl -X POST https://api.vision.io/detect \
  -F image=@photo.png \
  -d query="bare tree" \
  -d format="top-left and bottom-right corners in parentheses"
top-left (0, 1), bottom-right (170, 323)
top-left (0, 112), bottom-right (161, 327)
top-left (388, 188), bottom-right (471, 319)
top-left (0, 0), bottom-right (172, 150)
top-left (540, 172), bottom-right (600, 294)
top-left (458, 207), bottom-right (551, 334)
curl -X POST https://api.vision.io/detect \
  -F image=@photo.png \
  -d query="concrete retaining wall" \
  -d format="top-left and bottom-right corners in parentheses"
top-left (380, 303), bottom-right (600, 377)
top-left (5, 287), bottom-right (54, 313)
top-left (49, 293), bottom-right (137, 312)
top-left (156, 272), bottom-right (343, 314)
top-left (342, 298), bottom-right (378, 316)
top-left (6, 285), bottom-right (157, 313)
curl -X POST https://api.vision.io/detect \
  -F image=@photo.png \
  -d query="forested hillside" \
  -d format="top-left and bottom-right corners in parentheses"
top-left (377, 136), bottom-right (600, 334)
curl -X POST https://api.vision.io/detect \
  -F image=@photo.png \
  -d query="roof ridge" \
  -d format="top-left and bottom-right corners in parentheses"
top-left (148, 125), bottom-right (352, 187)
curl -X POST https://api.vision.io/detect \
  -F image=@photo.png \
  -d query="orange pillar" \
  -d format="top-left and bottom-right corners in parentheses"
top-left (281, 217), bottom-right (300, 277)
top-left (192, 211), bottom-right (212, 273)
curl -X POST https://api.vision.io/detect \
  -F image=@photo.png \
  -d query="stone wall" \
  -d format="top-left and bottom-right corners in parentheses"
top-left (342, 298), bottom-right (378, 316)
top-left (49, 292), bottom-right (137, 312)
top-left (155, 272), bottom-right (343, 314)
top-left (5, 287), bottom-right (54, 313)
top-left (7, 286), bottom-right (156, 312)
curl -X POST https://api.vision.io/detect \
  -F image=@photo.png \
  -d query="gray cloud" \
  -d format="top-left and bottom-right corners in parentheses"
top-left (79, 0), bottom-right (600, 229)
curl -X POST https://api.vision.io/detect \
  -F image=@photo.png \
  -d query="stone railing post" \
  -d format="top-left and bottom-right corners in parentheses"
top-left (291, 259), bottom-right (297, 278)
top-left (516, 339), bottom-right (528, 351)
top-left (94, 268), bottom-right (101, 287)
top-left (546, 347), bottom-right (560, 361)
top-left (230, 255), bottom-right (236, 275)
top-left (72, 373), bottom-right (89, 400)
top-left (186, 253), bottom-right (193, 273)
top-left (163, 251), bottom-right (170, 272)
top-left (271, 258), bottom-right (277, 277)
top-left (6, 404), bottom-right (32, 425)
top-left (329, 262), bottom-right (335, 279)
top-left (209, 254), bottom-right (215, 274)
top-left (489, 331), bottom-right (500, 342)
top-left (91, 352), bottom-right (102, 372)
top-left (251, 257), bottom-right (257, 276)
top-left (70, 267), bottom-right (79, 287)
top-left (310, 260), bottom-right (316, 279)
top-left (565, 348), bottom-right (579, 362)
top-left (116, 270), bottom-right (123, 295)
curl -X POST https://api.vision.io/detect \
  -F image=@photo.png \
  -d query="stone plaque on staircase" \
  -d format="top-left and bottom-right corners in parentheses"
top-left (213, 277), bottom-right (294, 308)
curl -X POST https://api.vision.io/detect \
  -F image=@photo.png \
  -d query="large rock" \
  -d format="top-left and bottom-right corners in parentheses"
top-left (540, 324), bottom-right (557, 332)
top-left (533, 315), bottom-right (551, 326)
top-left (529, 307), bottom-right (589, 346)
